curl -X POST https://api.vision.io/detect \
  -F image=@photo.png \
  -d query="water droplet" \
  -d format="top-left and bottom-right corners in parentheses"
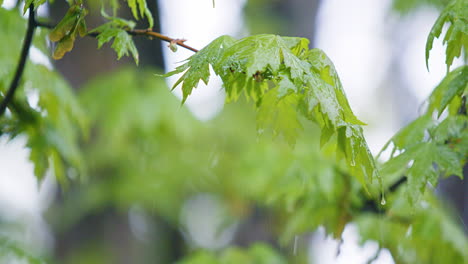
top-left (293, 235), bottom-right (298, 255)
top-left (380, 196), bottom-right (386, 205)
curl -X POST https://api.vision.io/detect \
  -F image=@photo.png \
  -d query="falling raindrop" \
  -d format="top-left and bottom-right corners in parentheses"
top-left (293, 235), bottom-right (298, 255)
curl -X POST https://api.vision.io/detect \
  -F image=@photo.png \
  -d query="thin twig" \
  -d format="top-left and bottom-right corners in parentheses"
top-left (0, 5), bottom-right (37, 117)
top-left (35, 22), bottom-right (199, 53)
top-left (35, 20), bottom-right (54, 29)
top-left (129, 29), bottom-right (199, 53)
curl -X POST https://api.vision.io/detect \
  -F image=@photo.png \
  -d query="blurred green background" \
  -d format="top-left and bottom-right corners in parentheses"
top-left (0, 0), bottom-right (466, 263)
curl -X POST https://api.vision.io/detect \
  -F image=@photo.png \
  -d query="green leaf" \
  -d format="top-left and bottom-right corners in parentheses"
top-left (426, 0), bottom-right (468, 71)
top-left (0, 8), bottom-right (87, 181)
top-left (166, 34), bottom-right (378, 188)
top-left (356, 202), bottom-right (468, 264)
top-left (112, 30), bottom-right (139, 63)
top-left (256, 88), bottom-right (303, 146)
top-left (428, 66), bottom-right (468, 116)
top-left (50, 5), bottom-right (88, 41)
top-left (91, 22), bottom-right (139, 64)
top-left (380, 142), bottom-right (425, 177)
top-left (432, 115), bottom-right (468, 143)
top-left (49, 5), bottom-right (88, 59)
top-left (163, 35), bottom-right (236, 102)
top-left (126, 0), bottom-right (154, 28)
top-left (23, 0), bottom-right (46, 14)
top-left (433, 145), bottom-right (463, 178)
top-left (305, 49), bottom-right (366, 126)
top-left (405, 144), bottom-right (438, 203)
top-left (177, 244), bottom-right (287, 264)
top-left (0, 236), bottom-right (47, 264)
top-left (388, 115), bottom-right (434, 151)
top-left (100, 8), bottom-right (137, 29)
top-left (52, 34), bottom-right (75, 60)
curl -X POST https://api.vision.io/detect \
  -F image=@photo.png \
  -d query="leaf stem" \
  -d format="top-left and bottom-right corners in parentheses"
top-left (0, 5), bottom-right (37, 117)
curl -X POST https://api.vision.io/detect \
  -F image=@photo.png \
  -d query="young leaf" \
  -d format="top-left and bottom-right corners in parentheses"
top-left (428, 66), bottom-right (468, 116)
top-left (426, 0), bottom-right (468, 71)
top-left (49, 4), bottom-right (88, 59)
top-left (112, 30), bottom-right (139, 63)
top-left (126, 0), bottom-right (154, 28)
top-left (162, 35), bottom-right (236, 102)
top-left (91, 22), bottom-right (139, 64)
top-left (52, 34), bottom-right (75, 60)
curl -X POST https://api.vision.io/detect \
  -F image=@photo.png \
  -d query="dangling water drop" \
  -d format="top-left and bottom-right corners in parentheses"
top-left (380, 195), bottom-right (386, 205)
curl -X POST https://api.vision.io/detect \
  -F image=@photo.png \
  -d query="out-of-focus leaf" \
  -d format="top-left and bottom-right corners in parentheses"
top-left (177, 244), bottom-right (287, 264)
top-left (356, 193), bottom-right (468, 264)
top-left (392, 0), bottom-right (448, 14)
top-left (257, 88), bottom-right (303, 145)
top-left (0, 8), bottom-right (87, 181)
top-left (0, 236), bottom-right (47, 264)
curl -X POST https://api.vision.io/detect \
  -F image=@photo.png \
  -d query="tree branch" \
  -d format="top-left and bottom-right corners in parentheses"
top-left (35, 22), bottom-right (199, 53)
top-left (0, 5), bottom-right (37, 117)
top-left (129, 29), bottom-right (199, 53)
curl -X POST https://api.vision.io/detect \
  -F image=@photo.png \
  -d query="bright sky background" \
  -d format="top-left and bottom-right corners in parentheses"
top-left (158, 0), bottom-right (246, 120)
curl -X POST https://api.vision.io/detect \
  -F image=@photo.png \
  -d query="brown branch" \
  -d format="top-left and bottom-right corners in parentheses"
top-left (0, 5), bottom-right (37, 117)
top-left (129, 29), bottom-right (199, 53)
top-left (35, 22), bottom-right (199, 53)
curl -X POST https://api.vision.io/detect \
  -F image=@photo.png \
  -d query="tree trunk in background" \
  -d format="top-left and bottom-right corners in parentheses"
top-left (277, 0), bottom-right (321, 46)
top-left (437, 164), bottom-right (468, 232)
top-left (231, 0), bottom-right (322, 253)
top-left (48, 1), bottom-right (185, 263)
top-left (49, 0), bottom-right (165, 88)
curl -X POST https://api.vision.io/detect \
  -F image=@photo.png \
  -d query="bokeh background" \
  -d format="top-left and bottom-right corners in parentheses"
top-left (0, 0), bottom-right (466, 263)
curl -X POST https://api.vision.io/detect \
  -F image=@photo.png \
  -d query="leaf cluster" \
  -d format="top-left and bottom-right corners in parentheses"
top-left (426, 0), bottom-right (468, 71)
top-left (164, 34), bottom-right (379, 190)
top-left (90, 12), bottom-right (139, 64)
top-left (52, 68), bottom-right (467, 264)
top-left (0, 8), bottom-right (87, 182)
top-left (357, 191), bottom-right (468, 264)
top-left (49, 4), bottom-right (88, 59)
top-left (380, 66), bottom-right (467, 203)
top-left (20, 0), bottom-right (153, 62)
